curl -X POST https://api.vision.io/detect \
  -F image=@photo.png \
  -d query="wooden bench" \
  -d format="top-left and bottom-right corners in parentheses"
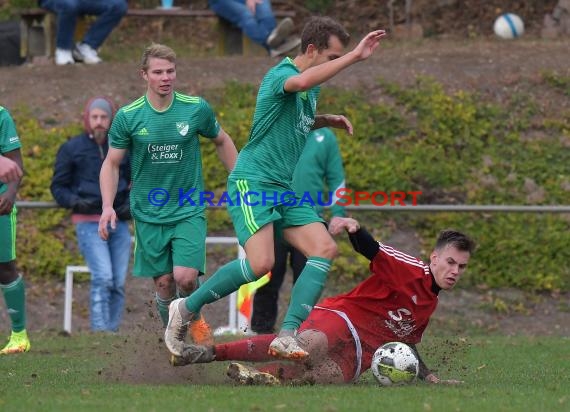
top-left (19, 7), bottom-right (296, 61)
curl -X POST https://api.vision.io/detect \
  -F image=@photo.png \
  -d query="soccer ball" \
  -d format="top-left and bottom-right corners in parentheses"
top-left (370, 342), bottom-right (419, 386)
top-left (493, 13), bottom-right (525, 39)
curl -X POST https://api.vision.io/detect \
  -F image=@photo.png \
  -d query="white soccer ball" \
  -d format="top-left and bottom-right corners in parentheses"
top-left (370, 342), bottom-right (419, 386)
top-left (493, 13), bottom-right (525, 39)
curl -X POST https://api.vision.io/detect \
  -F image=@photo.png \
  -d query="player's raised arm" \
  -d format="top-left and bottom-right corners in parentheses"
top-left (284, 29), bottom-right (386, 93)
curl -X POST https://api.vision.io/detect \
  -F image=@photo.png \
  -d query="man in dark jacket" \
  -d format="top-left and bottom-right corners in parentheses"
top-left (51, 97), bottom-right (131, 332)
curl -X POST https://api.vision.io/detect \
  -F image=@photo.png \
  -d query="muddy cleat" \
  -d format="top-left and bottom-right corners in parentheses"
top-left (0, 330), bottom-right (31, 355)
top-left (164, 298), bottom-right (190, 356)
top-left (189, 315), bottom-right (214, 346)
top-left (227, 362), bottom-right (280, 386)
top-left (169, 343), bottom-right (215, 366)
top-left (268, 335), bottom-right (308, 360)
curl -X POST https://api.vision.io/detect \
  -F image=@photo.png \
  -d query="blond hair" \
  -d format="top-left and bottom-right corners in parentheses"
top-left (140, 43), bottom-right (176, 72)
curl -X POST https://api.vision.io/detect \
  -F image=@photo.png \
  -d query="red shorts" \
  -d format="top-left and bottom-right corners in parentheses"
top-left (299, 307), bottom-right (358, 382)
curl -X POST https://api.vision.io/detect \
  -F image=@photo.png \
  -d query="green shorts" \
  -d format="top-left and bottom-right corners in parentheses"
top-left (226, 178), bottom-right (324, 246)
top-left (133, 215), bottom-right (206, 277)
top-left (0, 206), bottom-right (17, 263)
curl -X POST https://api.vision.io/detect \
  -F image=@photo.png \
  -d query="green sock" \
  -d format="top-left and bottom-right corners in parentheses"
top-left (281, 256), bottom-right (331, 331)
top-left (184, 259), bottom-right (256, 314)
top-left (1, 275), bottom-right (26, 332)
top-left (155, 293), bottom-right (176, 327)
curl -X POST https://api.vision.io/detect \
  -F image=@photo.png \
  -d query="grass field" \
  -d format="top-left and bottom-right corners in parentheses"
top-left (1, 332), bottom-right (568, 412)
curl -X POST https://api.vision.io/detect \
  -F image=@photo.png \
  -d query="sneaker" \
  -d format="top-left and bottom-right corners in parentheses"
top-left (268, 335), bottom-right (308, 360)
top-left (169, 343), bottom-right (215, 366)
top-left (267, 17), bottom-right (294, 48)
top-left (0, 330), bottom-right (31, 355)
top-left (73, 42), bottom-right (102, 64)
top-left (164, 298), bottom-right (191, 357)
top-left (189, 315), bottom-right (214, 346)
top-left (55, 48), bottom-right (74, 66)
top-left (227, 362), bottom-right (280, 385)
top-left (269, 35), bottom-right (301, 58)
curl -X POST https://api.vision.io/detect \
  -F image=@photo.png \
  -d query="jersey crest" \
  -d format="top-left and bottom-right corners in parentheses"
top-left (176, 121), bottom-right (189, 136)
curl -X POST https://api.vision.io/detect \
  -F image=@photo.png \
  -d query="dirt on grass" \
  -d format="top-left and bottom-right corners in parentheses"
top-left (1, 34), bottom-right (569, 385)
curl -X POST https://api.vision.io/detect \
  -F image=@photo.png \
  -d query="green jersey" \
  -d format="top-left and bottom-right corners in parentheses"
top-left (293, 128), bottom-right (346, 217)
top-left (230, 57), bottom-right (320, 188)
top-left (0, 107), bottom-right (21, 195)
top-left (109, 92), bottom-right (220, 224)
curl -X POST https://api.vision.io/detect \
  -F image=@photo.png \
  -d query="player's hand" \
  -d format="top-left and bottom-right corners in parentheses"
top-left (328, 216), bottom-right (360, 236)
top-left (351, 30), bottom-right (386, 61)
top-left (0, 156), bottom-right (23, 184)
top-left (0, 194), bottom-right (15, 215)
top-left (98, 206), bottom-right (117, 240)
top-left (425, 374), bottom-right (464, 385)
top-left (326, 114), bottom-right (353, 135)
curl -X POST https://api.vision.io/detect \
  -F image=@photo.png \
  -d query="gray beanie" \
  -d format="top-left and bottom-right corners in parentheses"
top-left (88, 98), bottom-right (113, 118)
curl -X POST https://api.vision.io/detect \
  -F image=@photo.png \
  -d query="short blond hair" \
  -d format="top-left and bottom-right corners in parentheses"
top-left (141, 43), bottom-right (176, 72)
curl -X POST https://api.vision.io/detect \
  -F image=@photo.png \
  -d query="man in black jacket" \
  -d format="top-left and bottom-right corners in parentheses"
top-left (51, 97), bottom-right (131, 332)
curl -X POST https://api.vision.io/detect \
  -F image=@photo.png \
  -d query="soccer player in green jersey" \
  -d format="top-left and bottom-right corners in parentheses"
top-left (251, 127), bottom-right (347, 334)
top-left (98, 44), bottom-right (238, 344)
top-left (165, 17), bottom-right (386, 361)
top-left (0, 107), bottom-right (30, 355)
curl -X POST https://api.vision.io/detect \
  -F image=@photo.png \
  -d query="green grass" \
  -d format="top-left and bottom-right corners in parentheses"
top-left (1, 333), bottom-right (568, 412)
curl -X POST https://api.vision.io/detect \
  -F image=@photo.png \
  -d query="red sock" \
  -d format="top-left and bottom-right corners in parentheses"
top-left (215, 334), bottom-right (276, 362)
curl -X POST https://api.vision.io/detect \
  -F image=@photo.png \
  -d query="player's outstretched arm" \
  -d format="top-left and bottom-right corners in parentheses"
top-left (411, 344), bottom-right (464, 385)
top-left (284, 29), bottom-right (386, 93)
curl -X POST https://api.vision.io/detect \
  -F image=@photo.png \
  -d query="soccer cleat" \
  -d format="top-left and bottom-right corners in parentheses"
top-left (268, 335), bottom-right (308, 360)
top-left (267, 17), bottom-right (294, 48)
top-left (189, 315), bottom-right (214, 346)
top-left (169, 343), bottom-right (215, 366)
top-left (227, 362), bottom-right (280, 386)
top-left (0, 330), bottom-right (31, 355)
top-left (164, 298), bottom-right (190, 357)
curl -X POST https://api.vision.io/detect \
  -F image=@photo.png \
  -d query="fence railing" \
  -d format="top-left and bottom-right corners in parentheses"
top-left (15, 201), bottom-right (570, 213)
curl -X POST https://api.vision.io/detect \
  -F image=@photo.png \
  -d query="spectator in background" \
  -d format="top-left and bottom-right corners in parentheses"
top-left (38, 0), bottom-right (127, 65)
top-left (0, 106), bottom-right (29, 355)
top-left (250, 127), bottom-right (347, 334)
top-left (208, 0), bottom-right (301, 57)
top-left (51, 97), bottom-right (131, 332)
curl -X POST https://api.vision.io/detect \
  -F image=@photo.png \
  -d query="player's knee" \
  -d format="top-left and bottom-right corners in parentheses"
top-left (297, 329), bottom-right (328, 359)
top-left (173, 268), bottom-right (200, 291)
top-left (154, 273), bottom-right (176, 296)
top-left (248, 256), bottom-right (275, 277)
top-left (315, 239), bottom-right (338, 260)
top-left (0, 261), bottom-right (18, 284)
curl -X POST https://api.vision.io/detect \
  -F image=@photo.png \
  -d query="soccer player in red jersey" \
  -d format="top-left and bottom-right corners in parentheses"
top-left (171, 217), bottom-right (475, 385)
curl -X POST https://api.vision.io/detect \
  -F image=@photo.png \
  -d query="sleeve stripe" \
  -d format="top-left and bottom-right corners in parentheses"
top-left (379, 243), bottom-right (427, 270)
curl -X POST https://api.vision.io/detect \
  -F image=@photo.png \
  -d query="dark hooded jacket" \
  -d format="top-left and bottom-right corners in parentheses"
top-left (50, 97), bottom-right (131, 220)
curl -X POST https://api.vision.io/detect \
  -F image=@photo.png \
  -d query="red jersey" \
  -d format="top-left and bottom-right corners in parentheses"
top-left (318, 242), bottom-right (439, 362)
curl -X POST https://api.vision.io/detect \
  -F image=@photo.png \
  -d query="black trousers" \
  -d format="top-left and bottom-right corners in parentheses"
top-left (250, 239), bottom-right (307, 334)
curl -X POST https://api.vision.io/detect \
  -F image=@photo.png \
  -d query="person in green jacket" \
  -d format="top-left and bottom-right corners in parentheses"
top-left (250, 127), bottom-right (346, 334)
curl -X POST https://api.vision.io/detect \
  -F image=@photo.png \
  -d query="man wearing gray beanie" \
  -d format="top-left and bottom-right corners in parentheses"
top-left (50, 96), bottom-right (132, 332)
